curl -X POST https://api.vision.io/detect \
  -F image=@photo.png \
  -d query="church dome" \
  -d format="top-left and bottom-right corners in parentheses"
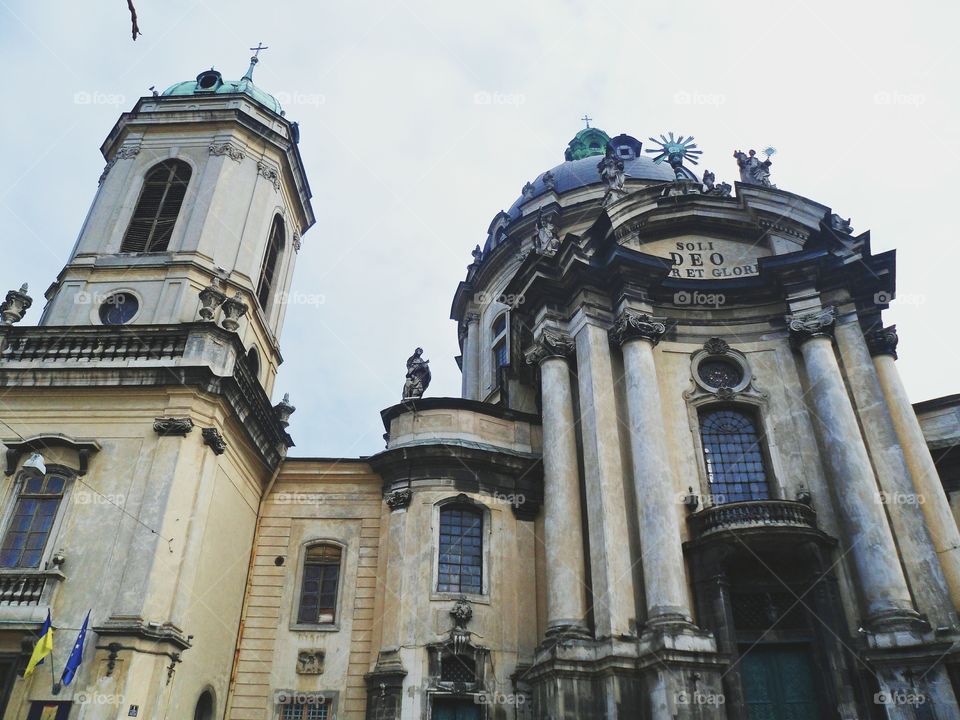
top-left (161, 56), bottom-right (283, 115)
top-left (503, 128), bottom-right (675, 221)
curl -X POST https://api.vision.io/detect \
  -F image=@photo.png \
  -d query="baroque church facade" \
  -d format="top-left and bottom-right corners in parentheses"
top-left (1, 57), bottom-right (960, 720)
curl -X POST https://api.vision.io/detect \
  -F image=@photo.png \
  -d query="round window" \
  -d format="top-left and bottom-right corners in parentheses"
top-left (697, 358), bottom-right (744, 390)
top-left (98, 293), bottom-right (139, 325)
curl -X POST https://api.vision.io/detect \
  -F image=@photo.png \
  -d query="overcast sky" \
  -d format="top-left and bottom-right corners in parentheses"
top-left (1, 0), bottom-right (957, 457)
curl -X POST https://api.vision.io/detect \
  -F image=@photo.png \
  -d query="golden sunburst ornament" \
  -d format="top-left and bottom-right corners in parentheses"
top-left (645, 133), bottom-right (703, 181)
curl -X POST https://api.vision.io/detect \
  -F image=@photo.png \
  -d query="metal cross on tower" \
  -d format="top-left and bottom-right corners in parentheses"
top-left (250, 42), bottom-right (269, 58)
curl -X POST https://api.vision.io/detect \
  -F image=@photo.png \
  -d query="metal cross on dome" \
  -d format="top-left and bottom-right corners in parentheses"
top-left (581, 114), bottom-right (593, 129)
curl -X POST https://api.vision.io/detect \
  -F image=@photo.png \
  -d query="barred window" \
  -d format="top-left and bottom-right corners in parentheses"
top-left (257, 216), bottom-right (285, 310)
top-left (297, 544), bottom-right (341, 625)
top-left (0, 473), bottom-right (66, 568)
top-left (699, 408), bottom-right (770, 504)
top-left (438, 506), bottom-right (483, 594)
top-left (121, 160), bottom-right (191, 252)
top-left (280, 699), bottom-right (330, 720)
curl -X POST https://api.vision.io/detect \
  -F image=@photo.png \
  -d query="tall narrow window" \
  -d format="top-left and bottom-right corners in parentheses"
top-left (0, 472), bottom-right (67, 568)
top-left (437, 506), bottom-right (483, 594)
top-left (297, 544), bottom-right (341, 625)
top-left (121, 160), bottom-right (191, 253)
top-left (699, 408), bottom-right (770, 504)
top-left (257, 216), bottom-right (285, 310)
top-left (491, 312), bottom-right (509, 388)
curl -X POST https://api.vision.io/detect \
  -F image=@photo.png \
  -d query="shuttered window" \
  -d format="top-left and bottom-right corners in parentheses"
top-left (257, 216), bottom-right (285, 310)
top-left (120, 160), bottom-right (191, 253)
top-left (297, 544), bottom-right (341, 624)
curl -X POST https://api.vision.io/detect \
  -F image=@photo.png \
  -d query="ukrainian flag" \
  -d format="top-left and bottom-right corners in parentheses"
top-left (24, 610), bottom-right (53, 678)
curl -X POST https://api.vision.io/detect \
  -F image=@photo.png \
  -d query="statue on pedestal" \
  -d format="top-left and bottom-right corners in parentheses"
top-left (402, 348), bottom-right (431, 400)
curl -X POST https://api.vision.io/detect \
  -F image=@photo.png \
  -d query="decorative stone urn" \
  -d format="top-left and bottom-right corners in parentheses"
top-left (273, 393), bottom-right (296, 428)
top-left (198, 278), bottom-right (227, 321)
top-left (220, 292), bottom-right (248, 332)
top-left (0, 284), bottom-right (32, 325)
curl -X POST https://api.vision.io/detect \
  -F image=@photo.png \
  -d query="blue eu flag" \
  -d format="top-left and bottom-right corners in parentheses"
top-left (60, 611), bottom-right (90, 686)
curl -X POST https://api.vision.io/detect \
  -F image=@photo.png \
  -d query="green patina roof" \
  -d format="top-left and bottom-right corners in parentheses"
top-left (564, 127), bottom-right (611, 161)
top-left (161, 58), bottom-right (283, 115)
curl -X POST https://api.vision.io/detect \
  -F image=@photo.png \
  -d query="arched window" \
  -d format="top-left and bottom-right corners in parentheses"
top-left (256, 215), bottom-right (285, 310)
top-left (121, 160), bottom-right (191, 253)
top-left (246, 347), bottom-right (260, 378)
top-left (297, 543), bottom-right (342, 625)
top-left (491, 312), bottom-right (509, 388)
top-left (437, 505), bottom-right (483, 594)
top-left (0, 470), bottom-right (68, 568)
top-left (699, 408), bottom-right (770, 504)
top-left (193, 690), bottom-right (214, 720)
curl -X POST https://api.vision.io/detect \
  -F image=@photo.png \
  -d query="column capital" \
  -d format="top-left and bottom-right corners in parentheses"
top-left (609, 309), bottom-right (667, 347)
top-left (525, 330), bottom-right (575, 365)
top-left (786, 306), bottom-right (837, 347)
top-left (866, 324), bottom-right (898, 360)
top-left (464, 311), bottom-right (481, 324)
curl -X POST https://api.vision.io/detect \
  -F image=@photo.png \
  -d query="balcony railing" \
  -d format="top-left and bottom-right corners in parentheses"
top-left (688, 500), bottom-right (817, 539)
top-left (0, 572), bottom-right (56, 605)
top-left (0, 325), bottom-right (188, 363)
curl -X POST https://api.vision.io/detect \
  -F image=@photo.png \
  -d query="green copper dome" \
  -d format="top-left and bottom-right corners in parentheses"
top-left (564, 127), bottom-right (611, 161)
top-left (161, 57), bottom-right (283, 115)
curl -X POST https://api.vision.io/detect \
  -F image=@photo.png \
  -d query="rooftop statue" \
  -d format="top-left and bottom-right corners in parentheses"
top-left (597, 146), bottom-right (626, 193)
top-left (702, 170), bottom-right (732, 197)
top-left (646, 133), bottom-right (702, 181)
top-left (734, 148), bottom-right (776, 187)
top-left (402, 347), bottom-right (432, 400)
top-left (533, 209), bottom-right (561, 257)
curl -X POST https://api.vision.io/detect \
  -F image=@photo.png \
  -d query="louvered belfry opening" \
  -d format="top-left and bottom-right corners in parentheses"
top-left (257, 215), bottom-right (285, 309)
top-left (120, 160), bottom-right (192, 253)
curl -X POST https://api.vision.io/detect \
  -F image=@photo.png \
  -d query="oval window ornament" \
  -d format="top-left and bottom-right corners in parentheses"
top-left (98, 292), bottom-right (139, 325)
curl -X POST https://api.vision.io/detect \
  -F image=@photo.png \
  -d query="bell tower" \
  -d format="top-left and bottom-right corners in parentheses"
top-left (41, 49), bottom-right (314, 394)
top-left (0, 51), bottom-right (312, 720)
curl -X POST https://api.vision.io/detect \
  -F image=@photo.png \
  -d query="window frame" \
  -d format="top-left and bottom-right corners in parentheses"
top-left (275, 692), bottom-right (336, 720)
top-left (490, 310), bottom-right (510, 390)
top-left (120, 159), bottom-right (192, 253)
top-left (289, 539), bottom-right (346, 632)
top-left (0, 465), bottom-right (75, 571)
top-left (431, 496), bottom-right (491, 602)
top-left (697, 405), bottom-right (774, 505)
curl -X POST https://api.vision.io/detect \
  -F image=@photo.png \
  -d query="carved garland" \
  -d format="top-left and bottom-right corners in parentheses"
top-left (208, 142), bottom-right (245, 163)
top-left (385, 489), bottom-right (412, 511)
top-left (153, 417), bottom-right (194, 437)
top-left (256, 161), bottom-right (280, 192)
top-left (98, 146), bottom-right (140, 185)
top-left (202, 428), bottom-right (227, 455)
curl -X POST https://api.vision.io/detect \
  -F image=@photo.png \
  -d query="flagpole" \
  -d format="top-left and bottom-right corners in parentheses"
top-left (49, 644), bottom-right (58, 695)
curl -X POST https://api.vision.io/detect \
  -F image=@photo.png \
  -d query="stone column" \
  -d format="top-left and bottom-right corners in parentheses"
top-left (835, 320), bottom-right (955, 628)
top-left (869, 325), bottom-right (960, 612)
top-left (610, 310), bottom-right (692, 628)
top-left (526, 331), bottom-right (590, 638)
top-left (788, 308), bottom-right (921, 631)
top-left (461, 312), bottom-right (481, 401)
top-left (574, 319), bottom-right (637, 638)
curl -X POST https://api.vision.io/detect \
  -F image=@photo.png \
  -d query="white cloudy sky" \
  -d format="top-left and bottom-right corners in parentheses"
top-left (1, 0), bottom-right (957, 457)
